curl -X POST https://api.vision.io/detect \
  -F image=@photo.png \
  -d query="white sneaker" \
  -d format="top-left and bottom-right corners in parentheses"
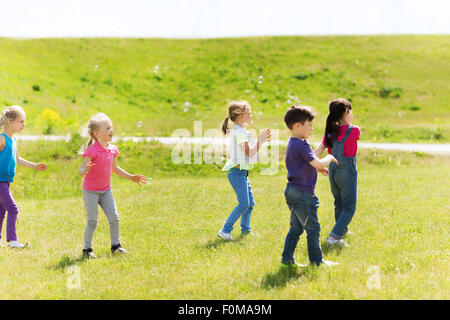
top-left (326, 237), bottom-right (349, 247)
top-left (0, 240), bottom-right (4, 247)
top-left (217, 230), bottom-right (233, 241)
top-left (320, 260), bottom-right (340, 267)
top-left (8, 240), bottom-right (27, 248)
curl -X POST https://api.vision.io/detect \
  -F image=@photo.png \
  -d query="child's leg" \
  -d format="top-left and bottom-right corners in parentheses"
top-left (282, 186), bottom-right (322, 265)
top-left (281, 207), bottom-right (304, 265)
top-left (0, 203), bottom-right (5, 240)
top-left (223, 171), bottom-right (250, 233)
top-left (240, 177), bottom-right (255, 233)
top-left (0, 182), bottom-right (19, 242)
top-left (329, 169), bottom-right (357, 240)
top-left (82, 190), bottom-right (100, 250)
top-left (329, 171), bottom-right (343, 224)
top-left (302, 196), bottom-right (322, 265)
top-left (98, 189), bottom-right (120, 246)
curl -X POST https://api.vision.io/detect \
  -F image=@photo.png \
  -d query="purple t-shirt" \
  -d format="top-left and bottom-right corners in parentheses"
top-left (286, 137), bottom-right (317, 194)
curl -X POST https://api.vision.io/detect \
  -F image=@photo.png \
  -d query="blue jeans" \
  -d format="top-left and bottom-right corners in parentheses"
top-left (281, 185), bottom-right (322, 265)
top-left (222, 168), bottom-right (255, 234)
top-left (328, 160), bottom-right (357, 239)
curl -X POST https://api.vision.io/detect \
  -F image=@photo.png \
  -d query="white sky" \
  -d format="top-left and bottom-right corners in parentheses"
top-left (0, 0), bottom-right (449, 38)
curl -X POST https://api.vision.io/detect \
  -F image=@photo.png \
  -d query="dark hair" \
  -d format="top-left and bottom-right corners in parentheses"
top-left (324, 98), bottom-right (352, 147)
top-left (284, 104), bottom-right (316, 129)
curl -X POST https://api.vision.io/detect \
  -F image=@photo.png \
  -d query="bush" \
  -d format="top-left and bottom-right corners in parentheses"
top-left (32, 84), bottom-right (40, 91)
top-left (293, 72), bottom-right (309, 80)
top-left (379, 86), bottom-right (402, 98)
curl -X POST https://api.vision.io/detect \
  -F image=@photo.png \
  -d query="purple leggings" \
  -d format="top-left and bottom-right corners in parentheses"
top-left (0, 181), bottom-right (19, 242)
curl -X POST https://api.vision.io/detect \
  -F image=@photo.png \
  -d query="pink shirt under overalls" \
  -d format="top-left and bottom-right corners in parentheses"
top-left (82, 140), bottom-right (119, 191)
top-left (322, 124), bottom-right (360, 157)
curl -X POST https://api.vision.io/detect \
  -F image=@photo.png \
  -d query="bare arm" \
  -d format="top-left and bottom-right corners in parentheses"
top-left (16, 144), bottom-right (47, 171)
top-left (240, 129), bottom-right (271, 158)
top-left (309, 154), bottom-right (338, 170)
top-left (112, 158), bottom-right (133, 179)
top-left (112, 158), bottom-right (147, 186)
top-left (314, 142), bottom-right (326, 157)
top-left (79, 157), bottom-right (95, 176)
top-left (0, 135), bottom-right (5, 152)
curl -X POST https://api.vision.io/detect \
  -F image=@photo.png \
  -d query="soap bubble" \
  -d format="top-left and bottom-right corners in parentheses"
top-left (183, 102), bottom-right (191, 113)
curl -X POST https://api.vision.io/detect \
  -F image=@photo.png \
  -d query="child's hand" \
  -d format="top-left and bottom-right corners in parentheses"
top-left (84, 161), bottom-right (95, 173)
top-left (131, 174), bottom-right (147, 186)
top-left (34, 163), bottom-right (48, 171)
top-left (330, 155), bottom-right (338, 165)
top-left (318, 167), bottom-right (329, 176)
top-left (259, 129), bottom-right (271, 144)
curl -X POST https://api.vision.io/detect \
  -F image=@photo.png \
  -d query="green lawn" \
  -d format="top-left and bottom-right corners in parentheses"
top-left (0, 35), bottom-right (449, 142)
top-left (0, 142), bottom-right (448, 299)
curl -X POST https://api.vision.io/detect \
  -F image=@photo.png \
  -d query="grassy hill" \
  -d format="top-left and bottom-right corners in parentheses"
top-left (0, 35), bottom-right (449, 142)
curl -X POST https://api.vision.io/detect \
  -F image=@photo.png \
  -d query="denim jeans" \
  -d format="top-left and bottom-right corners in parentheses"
top-left (328, 158), bottom-right (357, 239)
top-left (281, 185), bottom-right (322, 265)
top-left (222, 168), bottom-right (255, 234)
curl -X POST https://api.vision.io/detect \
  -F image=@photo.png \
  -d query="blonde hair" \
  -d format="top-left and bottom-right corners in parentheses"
top-left (221, 100), bottom-right (250, 135)
top-left (79, 113), bottom-right (111, 154)
top-left (0, 105), bottom-right (25, 129)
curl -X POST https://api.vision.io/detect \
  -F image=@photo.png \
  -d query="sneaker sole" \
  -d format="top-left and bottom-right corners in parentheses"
top-left (217, 234), bottom-right (233, 241)
top-left (8, 243), bottom-right (28, 249)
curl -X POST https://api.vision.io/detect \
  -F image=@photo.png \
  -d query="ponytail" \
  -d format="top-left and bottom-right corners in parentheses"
top-left (86, 137), bottom-right (94, 148)
top-left (324, 98), bottom-right (352, 147)
top-left (324, 113), bottom-right (340, 148)
top-left (0, 111), bottom-right (8, 128)
top-left (220, 101), bottom-right (250, 135)
top-left (221, 116), bottom-right (230, 135)
top-left (78, 137), bottom-right (95, 155)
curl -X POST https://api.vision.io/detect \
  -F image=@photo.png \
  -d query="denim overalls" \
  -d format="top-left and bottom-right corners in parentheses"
top-left (328, 125), bottom-right (358, 239)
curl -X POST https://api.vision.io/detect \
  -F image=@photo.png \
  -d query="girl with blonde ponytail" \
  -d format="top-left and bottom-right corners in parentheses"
top-left (0, 105), bottom-right (47, 248)
top-left (78, 113), bottom-right (147, 258)
top-left (218, 101), bottom-right (271, 240)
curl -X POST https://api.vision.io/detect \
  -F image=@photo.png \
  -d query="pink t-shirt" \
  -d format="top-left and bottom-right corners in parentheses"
top-left (322, 124), bottom-right (360, 157)
top-left (82, 140), bottom-right (119, 191)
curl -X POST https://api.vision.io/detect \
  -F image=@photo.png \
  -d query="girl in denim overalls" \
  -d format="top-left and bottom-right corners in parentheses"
top-left (315, 98), bottom-right (360, 247)
top-left (217, 101), bottom-right (271, 240)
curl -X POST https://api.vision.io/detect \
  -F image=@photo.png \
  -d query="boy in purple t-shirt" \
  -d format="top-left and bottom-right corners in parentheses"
top-left (281, 105), bottom-right (339, 268)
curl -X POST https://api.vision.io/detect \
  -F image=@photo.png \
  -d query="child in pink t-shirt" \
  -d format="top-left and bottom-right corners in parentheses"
top-left (315, 98), bottom-right (360, 247)
top-left (78, 113), bottom-right (147, 259)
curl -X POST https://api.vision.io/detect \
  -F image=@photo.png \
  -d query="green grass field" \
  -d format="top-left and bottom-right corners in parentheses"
top-left (0, 141), bottom-right (448, 299)
top-left (0, 35), bottom-right (449, 142)
top-left (0, 35), bottom-right (448, 300)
